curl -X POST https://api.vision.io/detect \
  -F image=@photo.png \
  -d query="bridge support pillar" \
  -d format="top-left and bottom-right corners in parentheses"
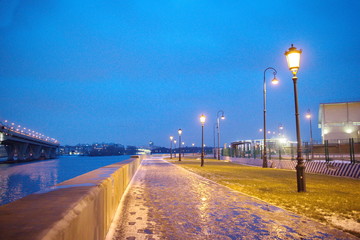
top-left (50, 148), bottom-right (57, 159)
top-left (43, 147), bottom-right (51, 159)
top-left (31, 145), bottom-right (42, 160)
top-left (16, 143), bottom-right (29, 161)
top-left (4, 144), bottom-right (15, 161)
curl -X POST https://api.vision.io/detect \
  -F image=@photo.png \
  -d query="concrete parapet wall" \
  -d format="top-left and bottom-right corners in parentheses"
top-left (0, 155), bottom-right (144, 240)
top-left (223, 156), bottom-right (360, 178)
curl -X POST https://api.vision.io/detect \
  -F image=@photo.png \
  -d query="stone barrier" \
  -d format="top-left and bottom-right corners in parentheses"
top-left (222, 156), bottom-right (360, 178)
top-left (0, 155), bottom-right (144, 240)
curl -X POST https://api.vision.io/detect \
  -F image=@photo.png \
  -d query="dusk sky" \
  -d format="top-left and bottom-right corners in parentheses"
top-left (1, 0), bottom-right (359, 147)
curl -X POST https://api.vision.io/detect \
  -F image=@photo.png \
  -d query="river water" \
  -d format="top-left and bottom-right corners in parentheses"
top-left (0, 155), bottom-right (131, 206)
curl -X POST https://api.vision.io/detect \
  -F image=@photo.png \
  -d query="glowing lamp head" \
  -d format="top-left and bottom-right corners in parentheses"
top-left (271, 76), bottom-right (279, 85)
top-left (200, 114), bottom-right (206, 124)
top-left (178, 129), bottom-right (182, 135)
top-left (221, 114), bottom-right (225, 120)
top-left (345, 128), bottom-right (353, 134)
top-left (306, 109), bottom-right (311, 119)
top-left (174, 140), bottom-right (177, 144)
top-left (285, 44), bottom-right (302, 75)
top-left (170, 136), bottom-right (173, 141)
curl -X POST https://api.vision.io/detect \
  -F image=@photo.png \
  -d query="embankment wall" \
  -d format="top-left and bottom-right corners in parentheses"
top-left (0, 155), bottom-right (144, 240)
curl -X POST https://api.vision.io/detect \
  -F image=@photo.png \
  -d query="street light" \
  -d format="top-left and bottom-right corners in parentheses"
top-left (174, 140), bottom-right (177, 157)
top-left (170, 136), bottom-right (173, 159)
top-left (263, 67), bottom-right (278, 168)
top-left (279, 124), bottom-right (284, 137)
top-left (285, 44), bottom-right (306, 192)
top-left (217, 110), bottom-right (225, 160)
top-left (200, 114), bottom-right (206, 167)
top-left (213, 123), bottom-right (217, 158)
top-left (306, 109), bottom-right (313, 160)
top-left (178, 129), bottom-right (182, 161)
top-left (192, 143), bottom-right (195, 156)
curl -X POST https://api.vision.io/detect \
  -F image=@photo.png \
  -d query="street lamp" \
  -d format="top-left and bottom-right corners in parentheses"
top-left (213, 123), bottom-right (217, 158)
top-left (306, 109), bottom-right (313, 160)
top-left (279, 124), bottom-right (284, 137)
top-left (263, 67), bottom-right (278, 168)
top-left (174, 140), bottom-right (177, 157)
top-left (200, 114), bottom-right (206, 167)
top-left (285, 44), bottom-right (306, 192)
top-left (170, 136), bottom-right (173, 159)
top-left (217, 110), bottom-right (225, 160)
top-left (192, 143), bottom-right (195, 156)
top-left (178, 129), bottom-right (182, 161)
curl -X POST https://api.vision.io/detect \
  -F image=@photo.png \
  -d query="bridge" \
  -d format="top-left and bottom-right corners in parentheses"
top-left (0, 120), bottom-right (59, 162)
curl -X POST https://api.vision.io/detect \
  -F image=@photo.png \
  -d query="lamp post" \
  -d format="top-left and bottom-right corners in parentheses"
top-left (200, 114), bottom-right (206, 167)
top-left (170, 136), bottom-right (173, 159)
top-left (285, 44), bottom-right (306, 192)
top-left (174, 140), bottom-right (177, 157)
top-left (213, 123), bottom-right (216, 158)
top-left (178, 129), bottom-right (182, 161)
top-left (306, 109), bottom-right (313, 160)
top-left (192, 143), bottom-right (195, 156)
top-left (279, 124), bottom-right (284, 137)
top-left (263, 67), bottom-right (279, 168)
top-left (217, 110), bottom-right (225, 160)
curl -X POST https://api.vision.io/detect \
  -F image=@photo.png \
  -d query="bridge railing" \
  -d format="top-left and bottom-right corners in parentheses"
top-left (0, 120), bottom-right (59, 145)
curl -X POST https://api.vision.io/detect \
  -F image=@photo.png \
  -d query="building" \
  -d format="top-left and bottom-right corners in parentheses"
top-left (318, 101), bottom-right (360, 143)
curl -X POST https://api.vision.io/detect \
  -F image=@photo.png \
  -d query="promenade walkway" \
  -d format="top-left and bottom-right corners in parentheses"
top-left (107, 156), bottom-right (357, 240)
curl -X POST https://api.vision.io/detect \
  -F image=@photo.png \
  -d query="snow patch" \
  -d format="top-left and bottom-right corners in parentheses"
top-left (325, 215), bottom-right (360, 233)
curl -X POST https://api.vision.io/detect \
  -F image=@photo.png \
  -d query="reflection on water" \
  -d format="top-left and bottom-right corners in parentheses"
top-left (0, 155), bottom-right (130, 206)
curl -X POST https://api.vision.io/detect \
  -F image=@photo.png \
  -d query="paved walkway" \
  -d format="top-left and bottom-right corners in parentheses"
top-left (109, 156), bottom-right (357, 239)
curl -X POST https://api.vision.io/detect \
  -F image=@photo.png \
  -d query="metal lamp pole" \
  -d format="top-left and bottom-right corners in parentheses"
top-left (200, 114), bottom-right (206, 167)
top-left (217, 110), bottom-right (225, 160)
top-left (306, 109), bottom-right (313, 160)
top-left (178, 129), bottom-right (182, 161)
top-left (285, 44), bottom-right (306, 192)
top-left (174, 140), bottom-right (177, 158)
top-left (263, 67), bottom-right (278, 168)
top-left (170, 136), bottom-right (173, 159)
top-left (213, 123), bottom-right (217, 158)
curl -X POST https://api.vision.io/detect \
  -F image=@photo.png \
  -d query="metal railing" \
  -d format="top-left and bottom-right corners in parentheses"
top-left (223, 138), bottom-right (359, 163)
top-left (0, 120), bottom-right (59, 145)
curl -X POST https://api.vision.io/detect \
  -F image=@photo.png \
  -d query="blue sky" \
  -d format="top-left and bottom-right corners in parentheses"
top-left (1, 0), bottom-right (359, 147)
